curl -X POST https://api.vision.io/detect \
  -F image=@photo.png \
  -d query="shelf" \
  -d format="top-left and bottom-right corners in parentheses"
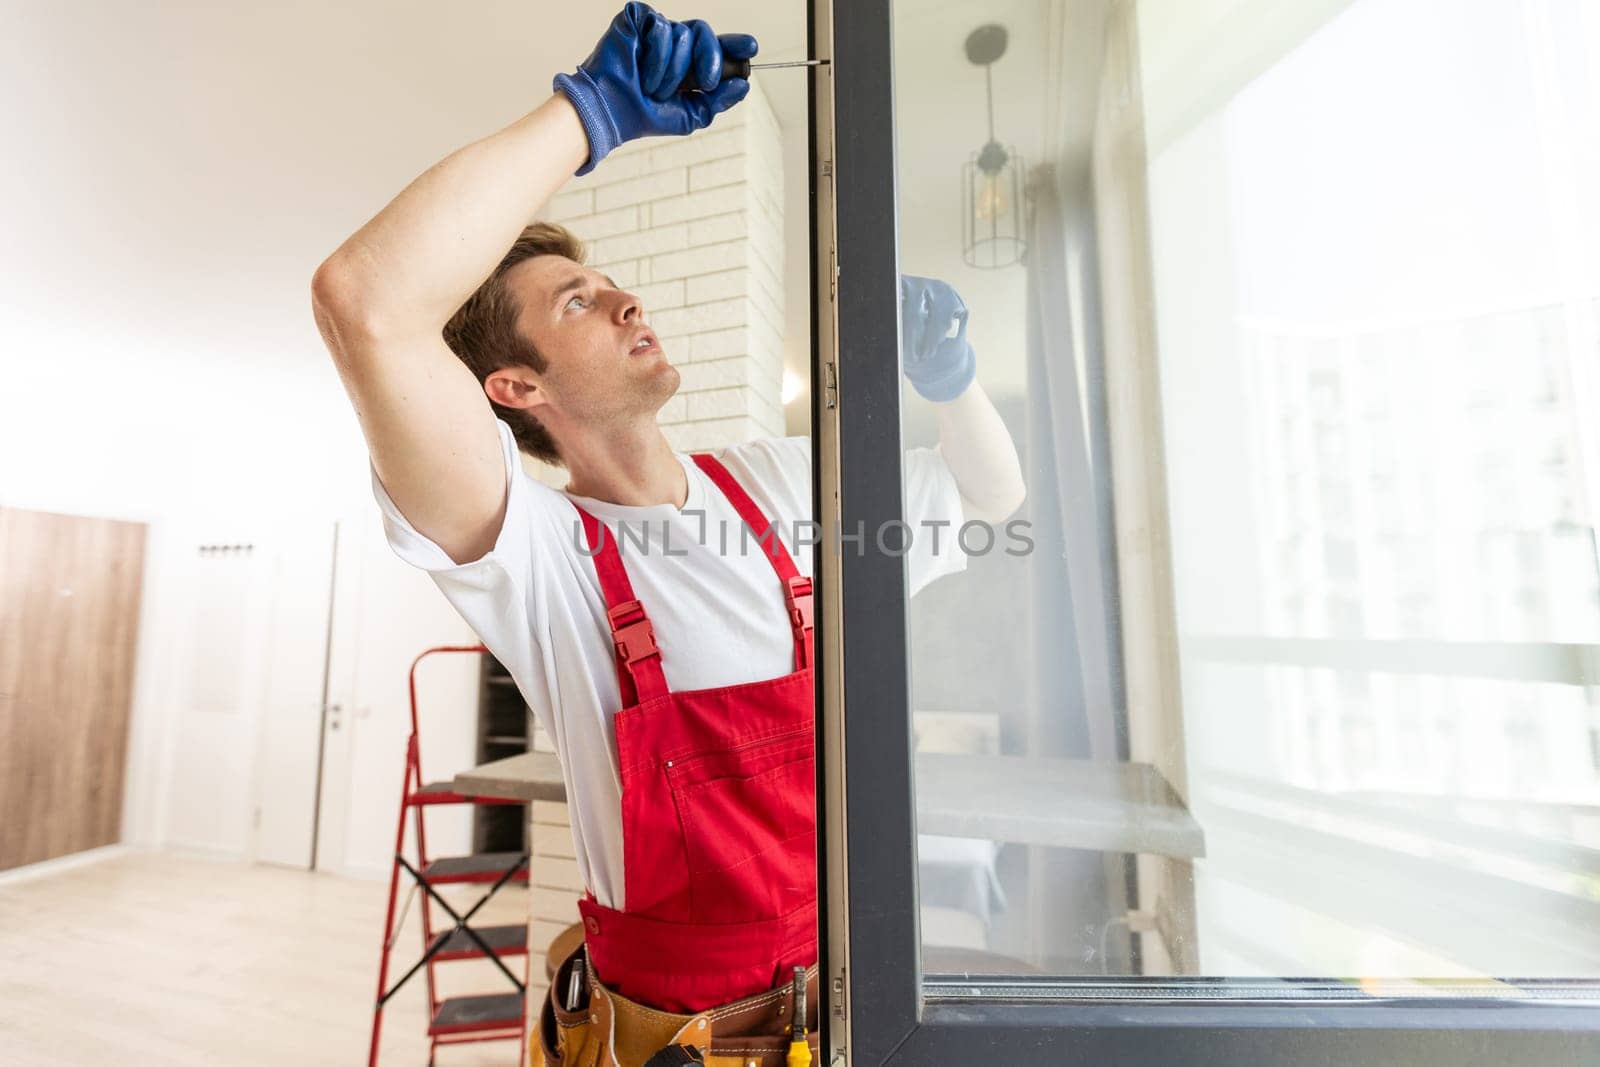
top-left (455, 752), bottom-right (567, 804)
top-left (914, 753), bottom-right (1205, 859)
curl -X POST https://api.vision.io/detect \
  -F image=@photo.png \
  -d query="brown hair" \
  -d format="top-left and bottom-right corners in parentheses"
top-left (442, 221), bottom-right (587, 467)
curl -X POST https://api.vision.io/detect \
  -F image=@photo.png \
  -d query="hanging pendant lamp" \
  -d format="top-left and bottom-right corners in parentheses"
top-left (961, 24), bottom-right (1026, 269)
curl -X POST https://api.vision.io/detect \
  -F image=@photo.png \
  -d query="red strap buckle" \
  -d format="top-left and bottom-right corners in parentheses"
top-left (784, 576), bottom-right (814, 634)
top-left (606, 599), bottom-right (660, 667)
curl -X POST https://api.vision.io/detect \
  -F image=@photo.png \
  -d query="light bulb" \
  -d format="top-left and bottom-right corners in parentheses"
top-left (977, 171), bottom-right (1008, 221)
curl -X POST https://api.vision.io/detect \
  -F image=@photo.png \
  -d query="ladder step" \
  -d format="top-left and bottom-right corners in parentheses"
top-left (419, 851), bottom-right (529, 885)
top-left (429, 992), bottom-right (525, 1036)
top-left (427, 923), bottom-right (530, 962)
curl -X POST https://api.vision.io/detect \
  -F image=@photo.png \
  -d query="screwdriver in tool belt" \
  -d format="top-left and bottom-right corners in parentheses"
top-left (786, 967), bottom-right (812, 1067)
top-left (678, 58), bottom-right (828, 93)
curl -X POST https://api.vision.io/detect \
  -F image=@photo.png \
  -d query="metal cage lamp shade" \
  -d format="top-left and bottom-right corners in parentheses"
top-left (962, 24), bottom-right (1026, 269)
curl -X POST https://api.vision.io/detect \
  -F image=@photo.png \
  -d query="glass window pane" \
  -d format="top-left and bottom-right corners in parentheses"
top-left (893, 0), bottom-right (1600, 994)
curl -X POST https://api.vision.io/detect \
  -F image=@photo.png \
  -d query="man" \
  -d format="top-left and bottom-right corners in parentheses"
top-left (311, 4), bottom-right (1024, 1064)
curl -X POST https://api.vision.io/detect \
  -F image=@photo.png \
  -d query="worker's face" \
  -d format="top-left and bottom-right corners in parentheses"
top-left (485, 254), bottom-right (678, 428)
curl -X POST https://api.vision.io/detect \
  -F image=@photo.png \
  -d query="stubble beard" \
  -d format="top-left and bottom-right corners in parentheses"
top-left (639, 356), bottom-right (681, 418)
top-left (570, 354), bottom-right (680, 427)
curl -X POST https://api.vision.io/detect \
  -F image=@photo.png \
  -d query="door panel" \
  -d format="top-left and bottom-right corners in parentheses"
top-left (0, 507), bottom-right (146, 870)
top-left (314, 510), bottom-right (479, 879)
top-left (157, 524), bottom-right (334, 863)
top-left (252, 523), bottom-right (337, 868)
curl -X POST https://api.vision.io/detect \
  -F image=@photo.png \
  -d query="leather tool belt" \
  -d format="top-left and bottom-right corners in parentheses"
top-left (537, 942), bottom-right (821, 1067)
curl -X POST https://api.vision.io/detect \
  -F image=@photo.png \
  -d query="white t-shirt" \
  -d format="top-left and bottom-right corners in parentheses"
top-left (372, 418), bottom-right (968, 908)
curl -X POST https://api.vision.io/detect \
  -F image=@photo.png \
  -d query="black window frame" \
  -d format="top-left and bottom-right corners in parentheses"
top-left (812, 0), bottom-right (1600, 1063)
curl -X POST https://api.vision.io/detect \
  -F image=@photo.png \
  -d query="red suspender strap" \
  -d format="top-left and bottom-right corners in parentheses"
top-left (572, 504), bottom-right (669, 706)
top-left (689, 453), bottom-right (814, 671)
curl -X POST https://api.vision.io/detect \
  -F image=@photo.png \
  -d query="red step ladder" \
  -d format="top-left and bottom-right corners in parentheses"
top-left (369, 644), bottom-right (531, 1067)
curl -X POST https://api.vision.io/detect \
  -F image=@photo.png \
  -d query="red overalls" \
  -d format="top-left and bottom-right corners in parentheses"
top-left (568, 452), bottom-right (817, 1015)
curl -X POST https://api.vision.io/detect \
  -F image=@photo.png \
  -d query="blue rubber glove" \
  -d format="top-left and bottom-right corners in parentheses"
top-left (900, 274), bottom-right (976, 402)
top-left (554, 2), bottom-right (758, 176)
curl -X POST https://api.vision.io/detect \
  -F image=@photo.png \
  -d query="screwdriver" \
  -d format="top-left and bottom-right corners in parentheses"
top-left (785, 966), bottom-right (811, 1067)
top-left (678, 58), bottom-right (828, 93)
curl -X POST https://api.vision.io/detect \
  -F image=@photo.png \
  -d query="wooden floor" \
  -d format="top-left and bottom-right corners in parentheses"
top-left (0, 851), bottom-right (539, 1066)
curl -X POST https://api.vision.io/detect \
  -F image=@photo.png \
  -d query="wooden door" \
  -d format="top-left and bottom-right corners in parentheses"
top-left (0, 507), bottom-right (147, 870)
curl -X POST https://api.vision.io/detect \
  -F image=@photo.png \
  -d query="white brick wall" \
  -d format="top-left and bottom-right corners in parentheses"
top-left (519, 81), bottom-right (788, 952)
top-left (536, 78), bottom-right (787, 455)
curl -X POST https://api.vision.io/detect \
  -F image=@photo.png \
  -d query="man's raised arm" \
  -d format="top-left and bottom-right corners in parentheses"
top-left (310, 3), bottom-right (756, 564)
top-left (310, 97), bottom-right (589, 564)
top-left (899, 275), bottom-right (1026, 523)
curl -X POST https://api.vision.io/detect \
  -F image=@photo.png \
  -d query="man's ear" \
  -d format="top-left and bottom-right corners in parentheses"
top-left (484, 366), bottom-right (547, 412)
